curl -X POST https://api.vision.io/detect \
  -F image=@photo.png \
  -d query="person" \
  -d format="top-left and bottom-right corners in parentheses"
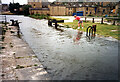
top-left (74, 15), bottom-right (83, 29)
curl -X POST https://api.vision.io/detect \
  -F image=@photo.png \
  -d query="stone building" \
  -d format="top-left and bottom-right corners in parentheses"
top-left (49, 4), bottom-right (66, 16)
top-left (28, 0), bottom-right (50, 15)
top-left (28, 0), bottom-right (119, 16)
top-left (28, 0), bottom-right (42, 8)
top-left (29, 8), bottom-right (50, 15)
top-left (66, 6), bottom-right (76, 16)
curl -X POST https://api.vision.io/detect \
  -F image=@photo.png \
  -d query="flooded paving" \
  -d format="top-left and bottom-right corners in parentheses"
top-left (5, 15), bottom-right (118, 80)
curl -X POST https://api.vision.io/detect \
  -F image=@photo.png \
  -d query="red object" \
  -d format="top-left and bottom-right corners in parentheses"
top-left (75, 16), bottom-right (81, 21)
top-left (76, 37), bottom-right (80, 40)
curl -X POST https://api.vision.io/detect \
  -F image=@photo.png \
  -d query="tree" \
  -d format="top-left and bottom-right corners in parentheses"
top-left (22, 5), bottom-right (32, 16)
top-left (9, 2), bottom-right (20, 14)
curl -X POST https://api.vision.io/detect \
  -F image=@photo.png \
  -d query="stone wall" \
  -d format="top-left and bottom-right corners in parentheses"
top-left (49, 5), bottom-right (66, 16)
top-left (30, 9), bottom-right (50, 15)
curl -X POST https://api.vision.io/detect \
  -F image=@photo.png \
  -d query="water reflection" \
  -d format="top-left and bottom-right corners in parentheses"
top-left (73, 30), bottom-right (96, 44)
top-left (73, 30), bottom-right (83, 44)
top-left (86, 33), bottom-right (96, 42)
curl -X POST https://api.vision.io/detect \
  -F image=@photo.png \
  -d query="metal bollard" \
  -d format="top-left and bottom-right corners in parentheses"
top-left (113, 20), bottom-right (115, 25)
top-left (48, 20), bottom-right (52, 26)
top-left (86, 26), bottom-right (92, 36)
top-left (86, 25), bottom-right (96, 37)
top-left (55, 21), bottom-right (57, 29)
top-left (101, 17), bottom-right (104, 24)
top-left (93, 18), bottom-right (95, 23)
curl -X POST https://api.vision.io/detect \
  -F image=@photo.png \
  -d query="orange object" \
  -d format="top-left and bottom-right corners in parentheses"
top-left (113, 9), bottom-right (116, 13)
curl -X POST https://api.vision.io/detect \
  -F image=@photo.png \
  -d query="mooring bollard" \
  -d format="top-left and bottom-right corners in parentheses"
top-left (92, 18), bottom-right (95, 23)
top-left (10, 20), bottom-right (15, 26)
top-left (113, 20), bottom-right (115, 25)
top-left (14, 20), bottom-right (19, 26)
top-left (101, 17), bottom-right (104, 24)
top-left (48, 19), bottom-right (64, 31)
top-left (10, 19), bottom-right (21, 38)
top-left (55, 21), bottom-right (58, 29)
top-left (48, 20), bottom-right (52, 26)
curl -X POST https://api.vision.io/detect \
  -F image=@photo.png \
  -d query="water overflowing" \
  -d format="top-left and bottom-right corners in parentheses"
top-left (5, 15), bottom-right (118, 80)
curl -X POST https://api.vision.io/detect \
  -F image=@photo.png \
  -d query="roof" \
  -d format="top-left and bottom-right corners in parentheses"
top-left (2, 4), bottom-right (8, 6)
top-left (30, 8), bottom-right (50, 10)
top-left (50, 4), bottom-right (65, 6)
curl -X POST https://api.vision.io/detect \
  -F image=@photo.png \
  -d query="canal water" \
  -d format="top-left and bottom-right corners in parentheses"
top-left (5, 15), bottom-right (118, 80)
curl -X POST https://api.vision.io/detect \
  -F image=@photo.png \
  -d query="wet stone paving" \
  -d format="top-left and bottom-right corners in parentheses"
top-left (5, 15), bottom-right (119, 80)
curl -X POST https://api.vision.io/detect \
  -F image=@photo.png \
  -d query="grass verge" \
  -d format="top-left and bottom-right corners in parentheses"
top-left (61, 20), bottom-right (120, 40)
top-left (29, 14), bottom-right (49, 19)
top-left (49, 17), bottom-right (69, 21)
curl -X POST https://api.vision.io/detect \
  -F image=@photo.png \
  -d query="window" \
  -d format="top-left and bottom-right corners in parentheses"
top-left (34, 4), bottom-right (35, 6)
top-left (86, 12), bottom-right (88, 14)
top-left (90, 12), bottom-right (91, 14)
top-left (113, 6), bottom-right (115, 9)
top-left (101, 2), bottom-right (103, 6)
top-left (98, 2), bottom-right (100, 5)
top-left (68, 12), bottom-right (70, 15)
top-left (103, 9), bottom-right (105, 13)
top-left (86, 7), bottom-right (88, 11)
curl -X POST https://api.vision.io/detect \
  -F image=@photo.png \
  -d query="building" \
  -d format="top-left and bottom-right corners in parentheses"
top-left (28, 0), bottom-right (50, 15)
top-left (56, 0), bottom-right (79, 2)
top-left (49, 4), bottom-right (66, 16)
top-left (28, 1), bottom-right (119, 16)
top-left (29, 8), bottom-right (50, 15)
top-left (2, 4), bottom-right (9, 11)
top-left (66, 6), bottom-right (76, 16)
top-left (28, 0), bottom-right (42, 8)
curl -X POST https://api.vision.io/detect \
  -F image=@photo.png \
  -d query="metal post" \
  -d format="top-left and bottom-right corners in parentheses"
top-left (113, 20), bottom-right (115, 25)
top-left (86, 26), bottom-right (92, 36)
top-left (92, 25), bottom-right (96, 35)
top-left (92, 18), bottom-right (94, 23)
top-left (101, 17), bottom-right (104, 24)
top-left (55, 21), bottom-right (57, 29)
top-left (48, 20), bottom-right (52, 26)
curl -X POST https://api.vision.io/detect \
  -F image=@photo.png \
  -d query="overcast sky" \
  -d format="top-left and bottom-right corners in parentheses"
top-left (1, 0), bottom-right (56, 5)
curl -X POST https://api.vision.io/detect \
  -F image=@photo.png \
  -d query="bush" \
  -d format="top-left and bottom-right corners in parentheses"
top-left (29, 14), bottom-right (50, 20)
top-left (35, 14), bottom-right (40, 16)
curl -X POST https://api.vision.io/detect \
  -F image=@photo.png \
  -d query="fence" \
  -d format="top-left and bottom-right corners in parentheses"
top-left (84, 17), bottom-right (120, 25)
